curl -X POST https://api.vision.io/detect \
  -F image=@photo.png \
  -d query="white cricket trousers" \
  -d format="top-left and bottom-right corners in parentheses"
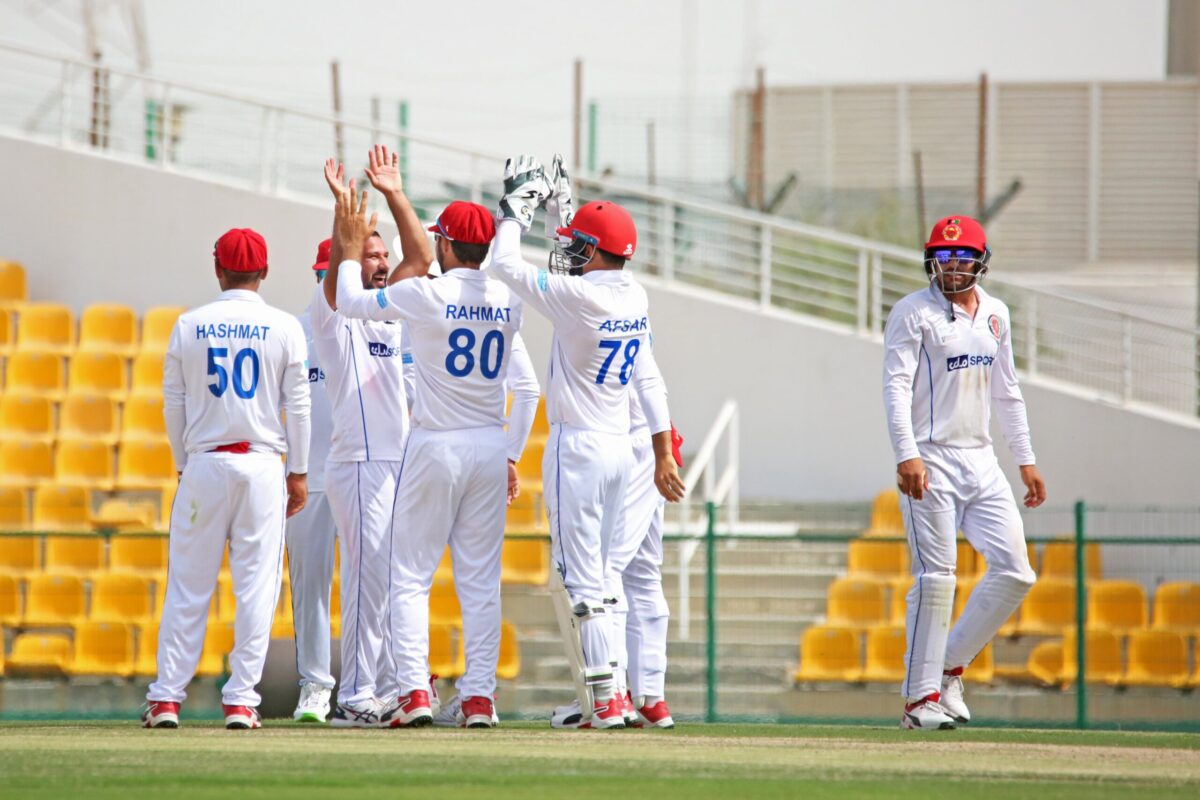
top-left (285, 491), bottom-right (336, 689)
top-left (148, 452), bottom-right (285, 707)
top-left (390, 426), bottom-right (507, 699)
top-left (900, 443), bottom-right (1036, 702)
top-left (544, 423), bottom-right (632, 682)
top-left (326, 459), bottom-right (404, 707)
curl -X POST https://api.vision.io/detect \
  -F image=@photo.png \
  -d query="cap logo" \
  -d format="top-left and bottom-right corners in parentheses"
top-left (623, 243), bottom-right (633, 256)
top-left (988, 314), bottom-right (1003, 341)
top-left (942, 223), bottom-right (962, 241)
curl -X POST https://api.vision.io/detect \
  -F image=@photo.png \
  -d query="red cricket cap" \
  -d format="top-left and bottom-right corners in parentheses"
top-left (312, 238), bottom-right (331, 271)
top-left (214, 228), bottom-right (268, 272)
top-left (428, 201), bottom-right (495, 245)
top-left (925, 216), bottom-right (986, 253)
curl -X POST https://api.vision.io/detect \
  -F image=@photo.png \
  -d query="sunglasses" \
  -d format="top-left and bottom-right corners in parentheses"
top-left (932, 248), bottom-right (980, 265)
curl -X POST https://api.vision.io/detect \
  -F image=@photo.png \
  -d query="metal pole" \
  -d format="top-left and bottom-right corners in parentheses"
top-left (398, 101), bottom-right (410, 189)
top-left (573, 58), bottom-right (583, 170)
top-left (1073, 500), bottom-right (1088, 730)
top-left (587, 101), bottom-right (598, 174)
top-left (646, 122), bottom-right (657, 186)
top-left (330, 60), bottom-right (345, 167)
top-left (747, 67), bottom-right (766, 211)
top-left (370, 95), bottom-right (381, 143)
top-left (705, 501), bottom-right (718, 723)
top-left (912, 150), bottom-right (927, 246)
top-left (976, 72), bottom-right (988, 217)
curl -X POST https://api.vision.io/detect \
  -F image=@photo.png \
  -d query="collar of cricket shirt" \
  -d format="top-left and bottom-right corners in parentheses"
top-left (219, 289), bottom-right (265, 303)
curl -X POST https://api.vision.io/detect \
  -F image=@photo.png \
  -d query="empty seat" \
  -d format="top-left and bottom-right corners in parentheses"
top-left (505, 491), bottom-right (540, 531)
top-left (1026, 639), bottom-right (1065, 686)
top-left (130, 352), bottom-right (165, 397)
top-left (858, 624), bottom-right (906, 683)
top-left (826, 577), bottom-right (887, 628)
top-left (78, 304), bottom-right (138, 358)
top-left (1041, 541), bottom-right (1101, 580)
top-left (847, 539), bottom-right (908, 578)
top-left (1015, 578), bottom-right (1076, 636)
top-left (43, 533), bottom-right (104, 573)
top-left (429, 579), bottom-right (462, 626)
top-left (0, 441), bottom-right (54, 488)
top-left (1059, 628), bottom-right (1123, 685)
top-left (0, 573), bottom-right (20, 625)
top-left (135, 621), bottom-right (159, 676)
top-left (429, 624), bottom-right (465, 678)
top-left (956, 539), bottom-right (979, 577)
top-left (0, 307), bottom-right (12, 355)
top-left (109, 533), bottom-right (167, 574)
top-left (68, 620), bottom-right (136, 677)
top-left (497, 620), bottom-right (520, 680)
top-left (5, 352), bottom-right (66, 399)
top-left (961, 642), bottom-right (995, 684)
top-left (58, 394), bottom-right (120, 444)
top-left (793, 625), bottom-right (861, 682)
top-left (974, 542), bottom-right (1038, 576)
top-left (518, 441), bottom-right (546, 490)
top-left (0, 261), bottom-right (27, 309)
top-left (501, 537), bottom-right (549, 585)
top-left (6, 632), bottom-right (72, 674)
top-left (54, 441), bottom-right (116, 490)
top-left (951, 575), bottom-right (981, 623)
top-left (91, 572), bottom-right (155, 623)
top-left (158, 482), bottom-right (176, 532)
top-left (1120, 630), bottom-right (1190, 688)
top-left (22, 572), bottom-right (86, 625)
top-left (33, 485), bottom-right (93, 532)
top-left (0, 395), bottom-right (55, 442)
top-left (0, 486), bottom-right (30, 531)
top-left (864, 489), bottom-right (904, 536)
top-left (140, 306), bottom-right (184, 354)
top-left (116, 439), bottom-right (177, 489)
top-left (1087, 579), bottom-right (1147, 634)
top-left (0, 534), bottom-right (38, 574)
top-left (67, 352), bottom-right (127, 399)
top-left (195, 622), bottom-right (236, 677)
top-left (94, 499), bottom-right (159, 533)
top-left (121, 395), bottom-right (166, 441)
top-left (16, 302), bottom-right (74, 354)
top-left (887, 575), bottom-right (913, 626)
top-left (1151, 582), bottom-right (1200, 634)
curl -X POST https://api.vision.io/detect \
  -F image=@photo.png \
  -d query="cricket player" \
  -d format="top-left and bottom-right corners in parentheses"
top-left (330, 189), bottom-right (540, 728)
top-left (143, 228), bottom-right (310, 730)
top-left (316, 147), bottom-right (433, 727)
top-left (489, 155), bottom-right (685, 729)
top-left (287, 240), bottom-right (338, 723)
top-left (883, 215), bottom-right (1047, 731)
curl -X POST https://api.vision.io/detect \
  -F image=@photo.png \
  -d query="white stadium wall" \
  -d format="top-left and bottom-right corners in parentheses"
top-left (3, 133), bottom-right (1199, 506)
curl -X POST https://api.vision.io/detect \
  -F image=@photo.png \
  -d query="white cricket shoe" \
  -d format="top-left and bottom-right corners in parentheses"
top-left (330, 700), bottom-right (382, 728)
top-left (293, 683), bottom-right (332, 723)
top-left (550, 699), bottom-right (590, 729)
top-left (900, 695), bottom-right (957, 731)
top-left (939, 672), bottom-right (970, 724)
top-left (433, 694), bottom-right (501, 728)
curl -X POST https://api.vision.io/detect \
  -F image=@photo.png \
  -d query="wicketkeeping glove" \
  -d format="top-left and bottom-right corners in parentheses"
top-left (498, 155), bottom-right (552, 231)
top-left (544, 153), bottom-right (576, 240)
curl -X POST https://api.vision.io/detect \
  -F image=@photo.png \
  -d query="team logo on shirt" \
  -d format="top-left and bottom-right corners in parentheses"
top-left (307, 366), bottom-right (325, 382)
top-left (368, 342), bottom-right (401, 358)
top-left (987, 314), bottom-right (1003, 341)
top-left (947, 354), bottom-right (995, 371)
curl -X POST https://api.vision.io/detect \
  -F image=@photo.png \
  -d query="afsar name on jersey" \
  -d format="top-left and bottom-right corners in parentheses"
top-left (947, 354), bottom-right (995, 372)
top-left (598, 317), bottom-right (648, 333)
top-left (444, 304), bottom-right (512, 323)
top-left (195, 323), bottom-right (271, 340)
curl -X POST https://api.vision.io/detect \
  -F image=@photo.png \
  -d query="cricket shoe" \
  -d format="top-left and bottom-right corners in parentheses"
top-left (900, 693), bottom-right (957, 731)
top-left (620, 691), bottom-right (638, 727)
top-left (380, 690), bottom-right (433, 728)
top-left (428, 674), bottom-right (441, 717)
top-left (940, 669), bottom-right (970, 724)
top-left (591, 696), bottom-right (626, 729)
top-left (460, 696), bottom-right (498, 729)
top-left (434, 694), bottom-right (500, 728)
top-left (330, 700), bottom-right (382, 728)
top-left (141, 701), bottom-right (180, 729)
top-left (293, 683), bottom-right (332, 723)
top-left (550, 699), bottom-right (590, 729)
top-left (636, 698), bottom-right (675, 729)
top-left (223, 704), bottom-right (262, 729)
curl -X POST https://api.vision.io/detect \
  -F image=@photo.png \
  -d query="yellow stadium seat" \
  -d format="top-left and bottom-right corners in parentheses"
top-left (68, 620), bottom-right (136, 677)
top-left (116, 439), bottom-right (177, 489)
top-left (951, 575), bottom-right (980, 623)
top-left (0, 573), bottom-right (21, 625)
top-left (501, 537), bottom-right (549, 585)
top-left (518, 441), bottom-right (546, 491)
top-left (1087, 579), bottom-right (1147, 634)
top-left (195, 621), bottom-right (235, 677)
top-left (0, 535), bottom-right (38, 574)
top-left (1057, 628), bottom-right (1123, 685)
top-left (956, 539), bottom-right (979, 577)
top-left (497, 620), bottom-right (520, 680)
top-left (109, 533), bottom-right (167, 575)
top-left (0, 307), bottom-right (12, 355)
top-left (58, 394), bottom-right (120, 444)
top-left (90, 572), bottom-right (155, 623)
top-left (428, 623), bottom-right (465, 678)
top-left (1041, 541), bottom-right (1101, 580)
top-left (22, 572), bottom-right (86, 625)
top-left (1015, 578), bottom-right (1076, 636)
top-left (961, 642), bottom-right (995, 684)
top-left (887, 575), bottom-right (912, 626)
top-left (847, 539), bottom-right (909, 578)
top-left (864, 489), bottom-right (904, 537)
top-left (158, 482), bottom-right (176, 531)
top-left (1151, 582), bottom-right (1200, 634)
top-left (130, 352), bottom-right (165, 398)
top-left (0, 486), bottom-right (30, 531)
top-left (7, 633), bottom-right (72, 674)
top-left (858, 624), bottom-right (906, 683)
top-left (826, 577), bottom-right (887, 629)
top-left (67, 352), bottom-right (127, 399)
top-left (135, 621), bottom-right (159, 676)
top-left (793, 625), bottom-right (861, 682)
top-left (0, 394), bottom-right (55, 443)
top-left (505, 491), bottom-right (540, 531)
top-left (430, 579), bottom-right (462, 626)
top-left (43, 532), bottom-right (104, 573)
top-left (5, 352), bottom-right (66, 399)
top-left (121, 395), bottom-right (166, 441)
top-left (54, 441), bottom-right (116, 490)
top-left (1025, 639), bottom-right (1065, 686)
top-left (1119, 630), bottom-right (1190, 688)
top-left (974, 542), bottom-right (1037, 576)
top-left (0, 441), bottom-right (54, 489)
top-left (529, 395), bottom-right (550, 440)
top-left (94, 500), bottom-right (159, 532)
top-left (78, 304), bottom-right (138, 358)
top-left (0, 261), bottom-right (27, 310)
top-left (140, 306), bottom-right (184, 354)
top-left (33, 485), bottom-right (94, 532)
top-left (16, 302), bottom-right (74, 354)
top-left (217, 572), bottom-right (237, 623)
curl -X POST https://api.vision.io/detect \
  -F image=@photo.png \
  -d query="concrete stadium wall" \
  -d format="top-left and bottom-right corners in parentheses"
top-left (4, 133), bottom-right (1199, 506)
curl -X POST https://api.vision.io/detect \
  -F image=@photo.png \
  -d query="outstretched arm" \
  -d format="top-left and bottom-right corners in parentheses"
top-left (362, 144), bottom-right (433, 284)
top-left (322, 159), bottom-right (350, 311)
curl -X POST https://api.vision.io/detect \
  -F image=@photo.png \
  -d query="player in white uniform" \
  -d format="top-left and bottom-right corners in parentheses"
top-left (316, 149), bottom-right (433, 727)
top-left (331, 192), bottom-right (540, 728)
top-left (287, 239), bottom-right (338, 722)
top-left (883, 215), bottom-right (1047, 731)
top-left (489, 155), bottom-right (685, 729)
top-left (144, 228), bottom-right (310, 730)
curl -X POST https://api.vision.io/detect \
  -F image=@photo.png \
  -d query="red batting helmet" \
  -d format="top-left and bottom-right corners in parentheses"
top-left (557, 201), bottom-right (637, 260)
top-left (923, 215), bottom-right (991, 293)
top-left (925, 215), bottom-right (987, 252)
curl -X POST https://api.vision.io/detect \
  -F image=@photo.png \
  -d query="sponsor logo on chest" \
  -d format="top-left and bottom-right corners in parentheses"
top-left (368, 341), bottom-right (401, 358)
top-left (947, 354), bottom-right (994, 371)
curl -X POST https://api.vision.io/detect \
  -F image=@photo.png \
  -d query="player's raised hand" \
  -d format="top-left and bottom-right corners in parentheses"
top-left (364, 144), bottom-right (403, 196)
top-left (896, 457), bottom-right (929, 501)
top-left (498, 154), bottom-right (552, 231)
top-left (507, 459), bottom-right (520, 505)
top-left (544, 153), bottom-right (576, 240)
top-left (286, 472), bottom-right (308, 518)
top-left (324, 158), bottom-right (350, 200)
top-left (1019, 464), bottom-right (1047, 508)
top-left (333, 181), bottom-right (379, 262)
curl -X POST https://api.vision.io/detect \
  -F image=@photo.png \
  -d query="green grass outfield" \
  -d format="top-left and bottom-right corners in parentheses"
top-left (0, 721), bottom-right (1196, 799)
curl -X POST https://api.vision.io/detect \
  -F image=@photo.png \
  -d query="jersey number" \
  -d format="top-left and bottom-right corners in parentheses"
top-left (596, 338), bottom-right (640, 385)
top-left (207, 347), bottom-right (260, 399)
top-left (445, 328), bottom-right (504, 379)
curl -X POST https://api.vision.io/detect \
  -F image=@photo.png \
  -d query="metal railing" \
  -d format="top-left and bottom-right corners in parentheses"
top-left (1, 41), bottom-right (1196, 419)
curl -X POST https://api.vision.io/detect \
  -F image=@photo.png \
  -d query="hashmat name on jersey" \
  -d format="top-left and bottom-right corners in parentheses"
top-left (444, 304), bottom-right (512, 322)
top-left (598, 317), bottom-right (648, 333)
top-left (195, 323), bottom-right (271, 340)
top-left (947, 354), bottom-right (995, 371)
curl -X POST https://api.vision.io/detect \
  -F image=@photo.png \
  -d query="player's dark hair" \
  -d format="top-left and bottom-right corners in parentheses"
top-left (221, 267), bottom-right (264, 286)
top-left (596, 249), bottom-right (626, 268)
top-left (449, 240), bottom-right (490, 266)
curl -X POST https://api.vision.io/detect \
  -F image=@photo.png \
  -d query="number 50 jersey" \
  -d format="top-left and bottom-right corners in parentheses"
top-left (163, 289), bottom-right (310, 471)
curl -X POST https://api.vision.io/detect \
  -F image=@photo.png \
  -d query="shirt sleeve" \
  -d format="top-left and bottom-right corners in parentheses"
top-left (488, 219), bottom-right (588, 325)
top-left (632, 332), bottom-right (671, 435)
top-left (280, 320), bottom-right (312, 475)
top-left (401, 324), bottom-right (415, 414)
top-left (505, 330), bottom-right (541, 462)
top-left (882, 302), bottom-right (923, 465)
top-left (991, 310), bottom-right (1036, 466)
top-left (162, 320), bottom-right (187, 472)
top-left (335, 260), bottom-right (431, 322)
top-left (310, 281), bottom-right (337, 335)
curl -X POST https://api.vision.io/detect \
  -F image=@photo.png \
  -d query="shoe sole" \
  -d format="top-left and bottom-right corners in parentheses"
top-left (145, 719), bottom-right (178, 729)
top-left (294, 712), bottom-right (326, 723)
top-left (901, 714), bottom-right (956, 731)
top-left (387, 714), bottom-right (433, 729)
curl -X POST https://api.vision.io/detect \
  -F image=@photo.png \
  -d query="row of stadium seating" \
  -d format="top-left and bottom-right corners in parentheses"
top-left (845, 537), bottom-right (1102, 580)
top-left (0, 289), bottom-right (183, 359)
top-left (0, 442), bottom-right (176, 491)
top-left (2, 352), bottom-right (167, 400)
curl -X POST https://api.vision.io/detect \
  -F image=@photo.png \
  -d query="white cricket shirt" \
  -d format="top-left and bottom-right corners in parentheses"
top-left (296, 306), bottom-right (333, 492)
top-left (163, 289), bottom-right (310, 474)
top-left (882, 285), bottom-right (1035, 466)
